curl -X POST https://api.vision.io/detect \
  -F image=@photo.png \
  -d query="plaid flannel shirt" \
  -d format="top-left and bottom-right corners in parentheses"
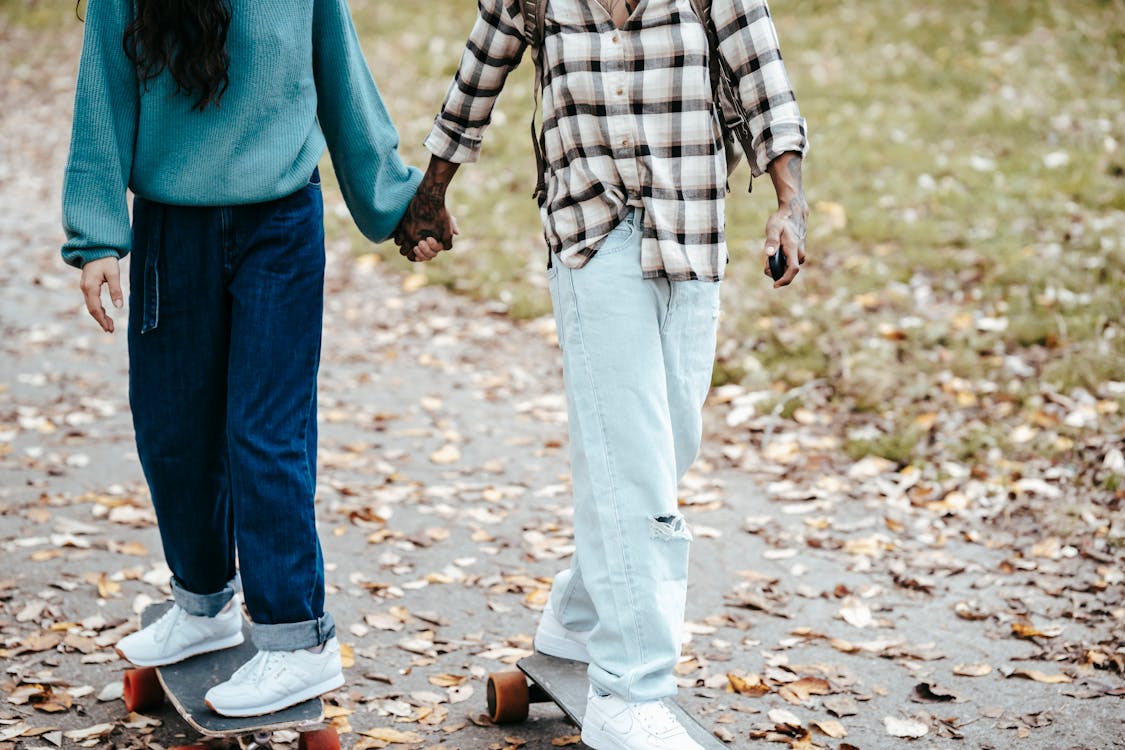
top-left (425, 0), bottom-right (808, 281)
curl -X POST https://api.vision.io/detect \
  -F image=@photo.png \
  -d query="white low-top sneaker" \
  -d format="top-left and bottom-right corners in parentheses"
top-left (581, 687), bottom-right (705, 750)
top-left (533, 599), bottom-right (592, 663)
top-left (204, 637), bottom-right (345, 717)
top-left (115, 602), bottom-right (244, 667)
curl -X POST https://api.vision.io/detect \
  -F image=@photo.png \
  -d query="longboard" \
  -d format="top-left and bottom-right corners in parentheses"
top-left (121, 601), bottom-right (338, 750)
top-left (487, 652), bottom-right (726, 748)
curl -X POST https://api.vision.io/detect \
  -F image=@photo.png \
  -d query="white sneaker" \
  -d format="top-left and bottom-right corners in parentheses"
top-left (115, 602), bottom-right (244, 667)
top-left (204, 637), bottom-right (344, 717)
top-left (534, 599), bottom-right (592, 663)
top-left (581, 687), bottom-right (705, 750)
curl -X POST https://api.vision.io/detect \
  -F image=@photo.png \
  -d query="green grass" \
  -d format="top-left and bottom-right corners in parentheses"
top-left (7, 0), bottom-right (1122, 473)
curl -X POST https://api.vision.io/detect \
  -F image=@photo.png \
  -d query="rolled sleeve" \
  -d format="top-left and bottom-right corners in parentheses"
top-left (425, 0), bottom-right (527, 164)
top-left (712, 0), bottom-right (808, 176)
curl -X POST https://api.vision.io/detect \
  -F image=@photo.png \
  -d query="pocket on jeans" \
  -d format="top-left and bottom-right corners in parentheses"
top-left (307, 167), bottom-right (322, 188)
top-left (593, 218), bottom-right (637, 258)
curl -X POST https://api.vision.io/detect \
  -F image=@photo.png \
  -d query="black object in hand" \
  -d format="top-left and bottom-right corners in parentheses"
top-left (769, 249), bottom-right (787, 282)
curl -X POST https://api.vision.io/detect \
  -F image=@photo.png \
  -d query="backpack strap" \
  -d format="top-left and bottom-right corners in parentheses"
top-left (521, 0), bottom-right (550, 203)
top-left (688, 0), bottom-right (722, 108)
top-left (521, 0), bottom-right (547, 47)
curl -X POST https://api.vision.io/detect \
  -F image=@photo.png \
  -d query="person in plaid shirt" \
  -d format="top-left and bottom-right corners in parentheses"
top-left (397, 1), bottom-right (807, 747)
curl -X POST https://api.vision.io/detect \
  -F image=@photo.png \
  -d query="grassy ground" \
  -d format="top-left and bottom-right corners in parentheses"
top-left (5, 0), bottom-right (1123, 481)
top-left (349, 0), bottom-right (1124, 479)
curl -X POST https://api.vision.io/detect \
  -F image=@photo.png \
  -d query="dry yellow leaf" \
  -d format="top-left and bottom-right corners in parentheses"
top-left (402, 274), bottom-right (427, 293)
top-left (952, 663), bottom-right (992, 677)
top-left (728, 672), bottom-right (770, 697)
top-left (779, 676), bottom-right (832, 705)
top-left (811, 719), bottom-right (847, 738)
top-left (429, 445), bottom-right (461, 465)
top-left (1009, 668), bottom-right (1071, 684)
top-left (428, 673), bottom-right (468, 688)
top-left (360, 727), bottom-right (425, 744)
top-left (340, 642), bottom-right (355, 669)
top-left (96, 573), bottom-right (121, 599)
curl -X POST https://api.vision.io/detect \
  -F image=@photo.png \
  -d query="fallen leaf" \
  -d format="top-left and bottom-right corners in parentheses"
top-left (953, 663), bottom-right (992, 677)
top-left (884, 716), bottom-right (928, 738)
top-left (360, 727), bottom-right (425, 744)
top-left (728, 672), bottom-right (770, 697)
top-left (779, 677), bottom-right (832, 705)
top-left (768, 708), bottom-right (802, 728)
top-left (811, 719), bottom-right (847, 738)
top-left (1008, 668), bottom-right (1072, 684)
top-left (429, 445), bottom-right (461, 465)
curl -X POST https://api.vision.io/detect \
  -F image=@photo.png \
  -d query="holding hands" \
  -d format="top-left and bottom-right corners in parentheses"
top-left (394, 157), bottom-right (461, 262)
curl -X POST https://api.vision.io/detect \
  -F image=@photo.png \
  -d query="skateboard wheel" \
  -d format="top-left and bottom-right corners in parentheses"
top-left (487, 671), bottom-right (530, 724)
top-left (122, 667), bottom-right (164, 713)
top-left (298, 727), bottom-right (341, 750)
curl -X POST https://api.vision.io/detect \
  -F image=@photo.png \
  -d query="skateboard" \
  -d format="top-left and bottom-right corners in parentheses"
top-left (486, 652), bottom-right (726, 748)
top-left (121, 601), bottom-right (340, 750)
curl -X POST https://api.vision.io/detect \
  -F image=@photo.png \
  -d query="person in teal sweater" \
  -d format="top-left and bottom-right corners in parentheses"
top-left (62, 0), bottom-right (438, 716)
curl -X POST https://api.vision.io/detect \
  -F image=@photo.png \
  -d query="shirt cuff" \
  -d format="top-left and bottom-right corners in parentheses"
top-left (63, 246), bottom-right (123, 270)
top-left (750, 117), bottom-right (809, 177)
top-left (424, 119), bottom-right (483, 164)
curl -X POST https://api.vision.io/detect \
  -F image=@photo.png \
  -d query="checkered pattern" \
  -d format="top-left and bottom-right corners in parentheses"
top-left (425, 0), bottom-right (807, 281)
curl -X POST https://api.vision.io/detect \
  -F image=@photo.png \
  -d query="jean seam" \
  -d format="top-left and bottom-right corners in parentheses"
top-left (659, 279), bottom-right (676, 336)
top-left (562, 265), bottom-right (648, 677)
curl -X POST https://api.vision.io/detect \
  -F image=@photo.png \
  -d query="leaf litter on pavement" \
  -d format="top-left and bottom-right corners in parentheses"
top-left (1, 8), bottom-right (1122, 750)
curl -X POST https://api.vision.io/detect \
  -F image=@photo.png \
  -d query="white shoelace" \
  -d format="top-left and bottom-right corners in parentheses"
top-left (633, 701), bottom-right (683, 736)
top-left (229, 650), bottom-right (286, 684)
top-left (148, 605), bottom-right (185, 643)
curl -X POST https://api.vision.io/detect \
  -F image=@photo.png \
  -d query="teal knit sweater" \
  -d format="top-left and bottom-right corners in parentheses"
top-left (61, 0), bottom-right (422, 268)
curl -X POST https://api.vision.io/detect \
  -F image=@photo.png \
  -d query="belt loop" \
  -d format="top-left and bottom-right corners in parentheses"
top-left (140, 203), bottom-right (163, 334)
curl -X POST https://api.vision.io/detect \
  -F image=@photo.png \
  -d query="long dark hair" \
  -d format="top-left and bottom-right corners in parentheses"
top-left (122, 0), bottom-right (233, 111)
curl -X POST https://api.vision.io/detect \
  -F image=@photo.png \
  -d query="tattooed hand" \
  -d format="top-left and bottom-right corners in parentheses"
top-left (763, 152), bottom-right (808, 288)
top-left (394, 157), bottom-right (461, 262)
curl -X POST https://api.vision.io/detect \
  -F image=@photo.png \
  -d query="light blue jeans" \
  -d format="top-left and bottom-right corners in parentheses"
top-left (546, 208), bottom-right (721, 701)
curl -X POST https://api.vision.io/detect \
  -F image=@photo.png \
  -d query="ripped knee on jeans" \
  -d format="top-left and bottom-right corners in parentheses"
top-left (650, 512), bottom-right (693, 541)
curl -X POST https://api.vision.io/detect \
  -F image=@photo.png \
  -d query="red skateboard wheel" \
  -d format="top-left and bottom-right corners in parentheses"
top-left (487, 671), bottom-right (531, 724)
top-left (122, 667), bottom-right (164, 713)
top-left (298, 727), bottom-right (341, 750)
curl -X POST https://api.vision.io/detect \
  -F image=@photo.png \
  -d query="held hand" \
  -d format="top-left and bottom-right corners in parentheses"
top-left (393, 193), bottom-right (458, 263)
top-left (79, 256), bottom-right (123, 333)
top-left (763, 152), bottom-right (808, 288)
top-left (393, 156), bottom-right (463, 262)
top-left (762, 200), bottom-right (806, 288)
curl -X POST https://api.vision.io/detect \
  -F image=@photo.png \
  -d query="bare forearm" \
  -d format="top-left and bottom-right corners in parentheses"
top-left (419, 156), bottom-right (461, 199)
top-left (767, 151), bottom-right (804, 207)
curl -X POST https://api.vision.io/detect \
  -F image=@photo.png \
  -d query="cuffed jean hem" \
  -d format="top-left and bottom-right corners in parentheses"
top-left (252, 611), bottom-right (336, 651)
top-left (170, 576), bottom-right (237, 617)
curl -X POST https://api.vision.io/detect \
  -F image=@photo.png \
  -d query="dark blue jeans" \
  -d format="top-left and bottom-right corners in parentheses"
top-left (128, 173), bottom-right (335, 650)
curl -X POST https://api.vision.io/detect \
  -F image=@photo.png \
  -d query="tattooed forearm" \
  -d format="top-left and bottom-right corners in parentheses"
top-left (769, 152), bottom-right (807, 240)
top-left (395, 157), bottom-right (462, 253)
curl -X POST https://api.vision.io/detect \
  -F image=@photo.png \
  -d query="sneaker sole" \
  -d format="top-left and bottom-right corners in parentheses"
top-left (534, 630), bottom-right (591, 664)
top-left (580, 722), bottom-right (613, 750)
top-left (205, 672), bottom-right (345, 717)
top-left (115, 631), bottom-right (245, 668)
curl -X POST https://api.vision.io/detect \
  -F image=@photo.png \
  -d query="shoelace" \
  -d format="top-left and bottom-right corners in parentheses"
top-left (229, 649), bottom-right (286, 684)
top-left (633, 700), bottom-right (683, 736)
top-left (148, 605), bottom-right (184, 643)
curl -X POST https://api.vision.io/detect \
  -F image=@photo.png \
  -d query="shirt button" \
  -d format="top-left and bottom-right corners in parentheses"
top-left (611, 34), bottom-right (620, 43)
top-left (616, 87), bottom-right (624, 96)
top-left (622, 138), bottom-right (631, 147)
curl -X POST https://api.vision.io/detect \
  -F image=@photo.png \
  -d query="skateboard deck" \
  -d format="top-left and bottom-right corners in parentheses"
top-left (138, 601), bottom-right (323, 737)
top-left (488, 652), bottom-right (726, 748)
